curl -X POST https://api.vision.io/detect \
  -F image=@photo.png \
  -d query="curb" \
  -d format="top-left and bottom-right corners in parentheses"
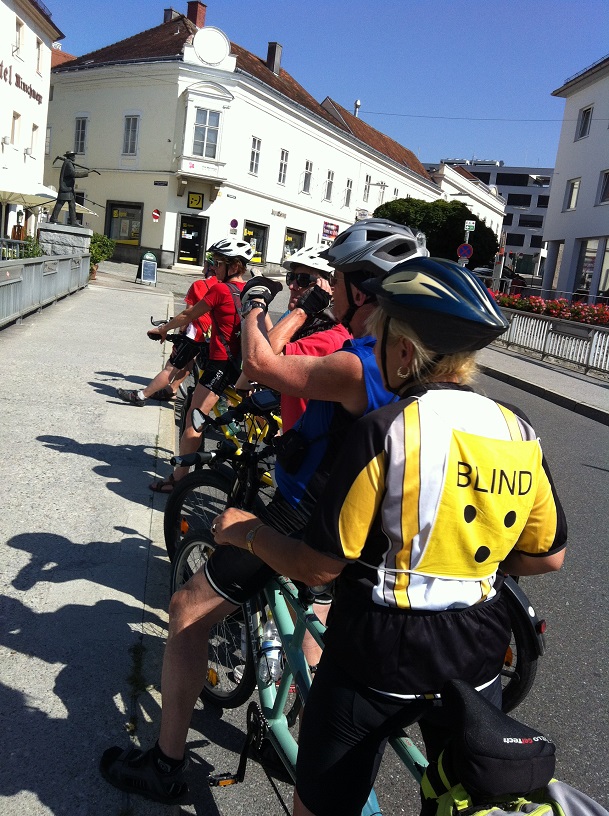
top-left (480, 365), bottom-right (609, 426)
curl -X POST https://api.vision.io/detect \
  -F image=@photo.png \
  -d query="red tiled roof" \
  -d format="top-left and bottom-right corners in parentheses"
top-left (51, 48), bottom-right (77, 68)
top-left (321, 98), bottom-right (431, 181)
top-left (451, 164), bottom-right (479, 181)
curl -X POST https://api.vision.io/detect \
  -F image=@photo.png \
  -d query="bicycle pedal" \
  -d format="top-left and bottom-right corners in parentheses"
top-left (208, 772), bottom-right (240, 787)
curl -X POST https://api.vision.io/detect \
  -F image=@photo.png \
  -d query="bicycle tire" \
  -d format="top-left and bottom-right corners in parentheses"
top-left (163, 470), bottom-right (233, 562)
top-left (500, 593), bottom-right (538, 712)
top-left (170, 533), bottom-right (257, 708)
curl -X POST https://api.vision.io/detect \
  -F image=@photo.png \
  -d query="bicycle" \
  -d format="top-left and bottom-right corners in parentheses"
top-left (165, 389), bottom-right (281, 563)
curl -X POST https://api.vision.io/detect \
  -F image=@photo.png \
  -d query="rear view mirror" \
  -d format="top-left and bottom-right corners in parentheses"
top-left (192, 408), bottom-right (205, 433)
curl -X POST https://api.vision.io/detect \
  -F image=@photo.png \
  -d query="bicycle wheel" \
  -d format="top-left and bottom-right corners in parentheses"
top-left (163, 470), bottom-right (232, 562)
top-left (500, 595), bottom-right (538, 713)
top-left (170, 530), bottom-right (215, 594)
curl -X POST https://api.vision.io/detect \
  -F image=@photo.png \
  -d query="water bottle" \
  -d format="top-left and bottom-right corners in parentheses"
top-left (216, 396), bottom-right (240, 437)
top-left (259, 616), bottom-right (283, 684)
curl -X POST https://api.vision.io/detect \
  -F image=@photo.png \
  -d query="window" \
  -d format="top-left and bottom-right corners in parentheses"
top-left (122, 116), bottom-right (139, 155)
top-left (249, 137), bottom-right (261, 175)
top-left (278, 149), bottom-right (288, 185)
top-left (506, 193), bottom-right (531, 207)
top-left (324, 170), bottom-right (334, 201)
top-left (243, 221), bottom-right (268, 264)
top-left (74, 117), bottom-right (87, 154)
top-left (497, 173), bottom-right (529, 187)
top-left (45, 125), bottom-right (51, 156)
top-left (564, 178), bottom-right (580, 211)
top-left (363, 174), bottom-right (371, 203)
top-left (598, 170), bottom-right (609, 205)
top-left (302, 160), bottom-right (313, 193)
top-left (393, 187), bottom-right (399, 199)
top-left (15, 19), bottom-right (23, 54)
top-left (576, 106), bottom-right (593, 140)
top-left (11, 112), bottom-right (20, 145)
top-left (506, 232), bottom-right (525, 247)
top-left (471, 171), bottom-right (491, 184)
top-left (345, 178), bottom-right (353, 207)
top-left (529, 235), bottom-right (544, 249)
top-left (502, 213), bottom-right (513, 226)
top-left (106, 202), bottom-right (143, 246)
top-left (518, 214), bottom-right (543, 228)
top-left (378, 183), bottom-right (386, 205)
top-left (36, 39), bottom-right (43, 73)
top-left (537, 195), bottom-right (549, 208)
top-left (193, 108), bottom-right (219, 159)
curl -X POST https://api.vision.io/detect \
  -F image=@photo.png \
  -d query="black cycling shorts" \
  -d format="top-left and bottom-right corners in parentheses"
top-left (169, 337), bottom-right (208, 370)
top-left (204, 491), bottom-right (334, 606)
top-left (199, 358), bottom-right (240, 396)
top-left (295, 654), bottom-right (502, 816)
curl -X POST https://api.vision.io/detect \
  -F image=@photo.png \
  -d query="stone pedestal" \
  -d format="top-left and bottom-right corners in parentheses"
top-left (38, 222), bottom-right (93, 256)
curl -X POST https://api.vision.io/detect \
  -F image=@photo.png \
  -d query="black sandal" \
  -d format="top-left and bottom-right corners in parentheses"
top-left (149, 474), bottom-right (176, 493)
top-left (100, 746), bottom-right (188, 804)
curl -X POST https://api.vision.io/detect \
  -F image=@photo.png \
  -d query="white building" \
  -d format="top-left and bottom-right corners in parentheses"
top-left (542, 54), bottom-right (609, 300)
top-left (0, 0), bottom-right (63, 238)
top-left (46, 1), bottom-right (440, 270)
top-left (422, 162), bottom-right (506, 240)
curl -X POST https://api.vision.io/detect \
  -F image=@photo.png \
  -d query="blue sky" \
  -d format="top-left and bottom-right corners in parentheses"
top-left (52, 0), bottom-right (608, 169)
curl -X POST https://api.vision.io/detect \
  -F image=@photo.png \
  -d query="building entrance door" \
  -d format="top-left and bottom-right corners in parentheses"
top-left (178, 215), bottom-right (207, 265)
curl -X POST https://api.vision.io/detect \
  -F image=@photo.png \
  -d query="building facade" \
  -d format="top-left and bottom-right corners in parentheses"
top-left (45, 2), bottom-right (440, 270)
top-left (0, 0), bottom-right (63, 237)
top-left (431, 160), bottom-right (553, 279)
top-left (541, 54), bottom-right (609, 301)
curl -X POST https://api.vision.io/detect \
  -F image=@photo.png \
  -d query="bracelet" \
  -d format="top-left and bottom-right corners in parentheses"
top-left (245, 523), bottom-right (266, 556)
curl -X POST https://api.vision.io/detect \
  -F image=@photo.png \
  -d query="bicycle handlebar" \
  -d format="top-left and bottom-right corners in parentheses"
top-left (170, 451), bottom-right (215, 468)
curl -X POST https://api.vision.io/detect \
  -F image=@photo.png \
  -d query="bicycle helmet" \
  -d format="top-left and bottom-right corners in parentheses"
top-left (320, 219), bottom-right (429, 329)
top-left (361, 257), bottom-right (509, 354)
top-left (208, 237), bottom-right (255, 263)
top-left (282, 244), bottom-right (334, 279)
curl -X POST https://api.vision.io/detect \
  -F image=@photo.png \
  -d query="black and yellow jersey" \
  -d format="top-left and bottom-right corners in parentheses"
top-left (305, 382), bottom-right (567, 695)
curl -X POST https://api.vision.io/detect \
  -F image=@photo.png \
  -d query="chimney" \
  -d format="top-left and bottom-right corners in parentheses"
top-left (266, 42), bottom-right (282, 75)
top-left (354, 99), bottom-right (361, 118)
top-left (186, 1), bottom-right (207, 28)
top-left (163, 8), bottom-right (180, 22)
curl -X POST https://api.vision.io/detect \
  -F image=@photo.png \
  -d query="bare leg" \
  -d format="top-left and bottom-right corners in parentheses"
top-left (141, 360), bottom-right (176, 399)
top-left (173, 382), bottom-right (219, 481)
top-left (158, 570), bottom-right (236, 759)
top-left (302, 602), bottom-right (330, 669)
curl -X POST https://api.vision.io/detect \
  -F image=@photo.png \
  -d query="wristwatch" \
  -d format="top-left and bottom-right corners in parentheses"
top-left (241, 299), bottom-right (268, 317)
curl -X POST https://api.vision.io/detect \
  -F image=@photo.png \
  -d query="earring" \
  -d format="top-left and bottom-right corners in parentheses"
top-left (396, 367), bottom-right (410, 379)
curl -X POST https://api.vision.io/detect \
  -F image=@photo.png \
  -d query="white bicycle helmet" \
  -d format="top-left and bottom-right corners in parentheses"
top-left (282, 243), bottom-right (334, 279)
top-left (208, 237), bottom-right (255, 263)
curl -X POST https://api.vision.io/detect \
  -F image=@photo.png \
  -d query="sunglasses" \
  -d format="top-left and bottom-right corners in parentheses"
top-left (209, 257), bottom-right (229, 268)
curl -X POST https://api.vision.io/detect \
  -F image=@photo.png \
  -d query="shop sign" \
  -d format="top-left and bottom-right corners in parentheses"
top-left (153, 180), bottom-right (168, 186)
top-left (0, 59), bottom-right (43, 104)
top-left (188, 192), bottom-right (204, 209)
top-left (322, 221), bottom-right (339, 240)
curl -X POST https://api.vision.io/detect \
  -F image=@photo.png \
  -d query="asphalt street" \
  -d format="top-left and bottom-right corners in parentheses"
top-left (0, 262), bottom-right (607, 815)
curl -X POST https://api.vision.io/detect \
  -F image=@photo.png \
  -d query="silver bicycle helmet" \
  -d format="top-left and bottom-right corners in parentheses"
top-left (283, 243), bottom-right (334, 278)
top-left (361, 257), bottom-right (509, 354)
top-left (208, 237), bottom-right (255, 263)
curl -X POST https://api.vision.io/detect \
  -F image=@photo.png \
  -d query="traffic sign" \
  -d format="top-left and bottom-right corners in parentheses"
top-left (457, 243), bottom-right (473, 258)
top-left (465, 220), bottom-right (476, 231)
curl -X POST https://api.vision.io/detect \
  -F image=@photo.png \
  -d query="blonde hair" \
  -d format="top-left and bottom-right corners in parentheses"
top-left (366, 306), bottom-right (479, 385)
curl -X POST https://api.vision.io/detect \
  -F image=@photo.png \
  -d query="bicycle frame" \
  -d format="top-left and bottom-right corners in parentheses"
top-left (244, 575), bottom-right (428, 815)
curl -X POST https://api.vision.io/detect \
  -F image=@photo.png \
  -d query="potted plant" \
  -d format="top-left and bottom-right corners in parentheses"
top-left (89, 233), bottom-right (116, 280)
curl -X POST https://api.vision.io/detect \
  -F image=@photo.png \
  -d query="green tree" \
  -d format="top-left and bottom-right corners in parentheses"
top-left (374, 198), bottom-right (498, 268)
top-left (89, 233), bottom-right (116, 272)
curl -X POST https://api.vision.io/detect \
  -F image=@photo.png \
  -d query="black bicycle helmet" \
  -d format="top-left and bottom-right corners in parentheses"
top-left (361, 257), bottom-right (509, 354)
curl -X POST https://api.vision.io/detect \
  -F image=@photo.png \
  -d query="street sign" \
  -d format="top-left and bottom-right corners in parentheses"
top-left (464, 220), bottom-right (476, 231)
top-left (457, 243), bottom-right (473, 258)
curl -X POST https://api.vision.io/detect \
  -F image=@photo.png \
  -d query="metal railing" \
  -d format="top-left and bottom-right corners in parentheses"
top-left (0, 239), bottom-right (28, 260)
top-left (0, 253), bottom-right (90, 330)
top-left (495, 308), bottom-right (609, 375)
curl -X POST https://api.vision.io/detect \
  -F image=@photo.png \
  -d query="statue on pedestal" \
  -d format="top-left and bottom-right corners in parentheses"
top-left (50, 151), bottom-right (100, 226)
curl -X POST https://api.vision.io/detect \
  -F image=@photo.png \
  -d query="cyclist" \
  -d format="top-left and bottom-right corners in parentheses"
top-left (146, 237), bottom-right (252, 492)
top-left (236, 243), bottom-right (352, 429)
top-left (213, 256), bottom-right (568, 816)
top-left (116, 258), bottom-right (217, 406)
top-left (99, 219), bottom-right (428, 803)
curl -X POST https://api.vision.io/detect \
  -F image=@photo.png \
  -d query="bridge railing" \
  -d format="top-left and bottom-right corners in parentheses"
top-left (495, 309), bottom-right (609, 375)
top-left (0, 253), bottom-right (90, 330)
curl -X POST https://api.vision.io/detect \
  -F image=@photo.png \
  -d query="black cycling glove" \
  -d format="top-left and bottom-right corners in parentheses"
top-left (241, 276), bottom-right (284, 309)
top-left (296, 286), bottom-right (332, 316)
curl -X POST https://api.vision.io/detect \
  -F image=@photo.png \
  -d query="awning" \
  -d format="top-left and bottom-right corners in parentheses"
top-left (0, 184), bottom-right (57, 207)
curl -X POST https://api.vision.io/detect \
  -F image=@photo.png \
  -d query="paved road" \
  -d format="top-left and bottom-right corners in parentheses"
top-left (0, 264), bottom-right (607, 815)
